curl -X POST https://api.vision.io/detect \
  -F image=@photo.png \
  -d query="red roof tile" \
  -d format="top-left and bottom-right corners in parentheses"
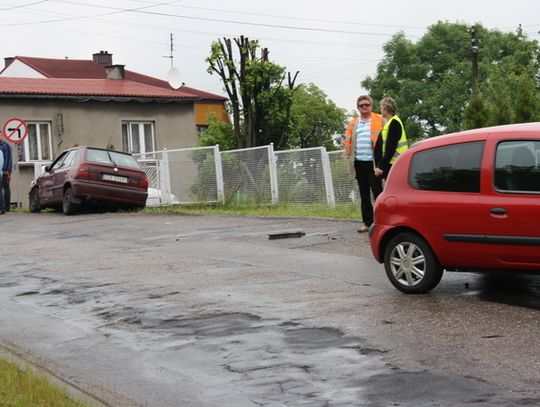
top-left (14, 56), bottom-right (106, 79)
top-left (5, 56), bottom-right (226, 101)
top-left (0, 77), bottom-right (197, 100)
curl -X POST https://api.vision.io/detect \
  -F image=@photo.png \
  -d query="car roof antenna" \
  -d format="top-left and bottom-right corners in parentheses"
top-left (104, 132), bottom-right (117, 166)
top-left (105, 132), bottom-right (114, 151)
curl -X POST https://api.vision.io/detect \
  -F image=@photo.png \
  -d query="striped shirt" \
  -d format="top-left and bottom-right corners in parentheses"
top-left (355, 118), bottom-right (373, 161)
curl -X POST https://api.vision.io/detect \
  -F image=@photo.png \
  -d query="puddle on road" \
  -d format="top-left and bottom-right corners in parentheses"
top-left (2, 276), bottom-right (391, 404)
top-left (459, 271), bottom-right (540, 310)
top-left (361, 369), bottom-right (540, 407)
top-left (283, 326), bottom-right (361, 350)
top-left (97, 308), bottom-right (264, 338)
top-left (2, 270), bottom-right (537, 406)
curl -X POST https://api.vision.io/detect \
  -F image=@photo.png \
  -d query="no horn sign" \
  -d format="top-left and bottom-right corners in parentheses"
top-left (2, 117), bottom-right (29, 143)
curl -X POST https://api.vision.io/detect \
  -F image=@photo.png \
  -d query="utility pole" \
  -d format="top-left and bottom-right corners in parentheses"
top-left (470, 26), bottom-right (479, 92)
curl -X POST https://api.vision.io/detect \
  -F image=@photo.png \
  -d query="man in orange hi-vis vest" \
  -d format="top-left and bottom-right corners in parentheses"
top-left (344, 95), bottom-right (385, 233)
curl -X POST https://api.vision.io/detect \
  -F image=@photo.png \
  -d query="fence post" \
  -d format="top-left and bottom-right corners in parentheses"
top-left (159, 148), bottom-right (173, 205)
top-left (214, 145), bottom-right (224, 203)
top-left (321, 147), bottom-right (336, 208)
top-left (268, 143), bottom-right (279, 204)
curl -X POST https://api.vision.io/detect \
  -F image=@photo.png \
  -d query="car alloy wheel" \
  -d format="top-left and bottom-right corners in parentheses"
top-left (383, 232), bottom-right (443, 294)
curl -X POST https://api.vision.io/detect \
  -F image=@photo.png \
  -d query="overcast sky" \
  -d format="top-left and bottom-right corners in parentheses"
top-left (1, 0), bottom-right (539, 111)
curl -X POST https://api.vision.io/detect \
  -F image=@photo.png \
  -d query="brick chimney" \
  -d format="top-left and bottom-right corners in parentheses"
top-left (92, 50), bottom-right (113, 65)
top-left (4, 57), bottom-right (15, 69)
top-left (105, 65), bottom-right (125, 80)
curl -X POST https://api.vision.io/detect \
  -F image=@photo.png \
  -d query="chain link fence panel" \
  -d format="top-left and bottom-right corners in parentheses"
top-left (137, 146), bottom-right (361, 207)
top-left (137, 146), bottom-right (221, 205)
top-left (275, 147), bottom-right (332, 205)
top-left (220, 145), bottom-right (275, 204)
top-left (327, 150), bottom-right (359, 204)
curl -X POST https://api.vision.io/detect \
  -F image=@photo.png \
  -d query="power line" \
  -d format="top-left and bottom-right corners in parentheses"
top-left (0, 0), bottom-right (182, 26)
top-left (0, 2), bottom-right (401, 62)
top-left (129, 1), bottom-right (427, 31)
top-left (0, 0), bottom-right (51, 11)
top-left (2, 0), bottom-right (412, 38)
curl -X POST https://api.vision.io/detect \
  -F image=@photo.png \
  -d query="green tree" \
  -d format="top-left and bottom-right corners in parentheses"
top-left (484, 70), bottom-right (513, 126)
top-left (196, 115), bottom-right (236, 151)
top-left (514, 73), bottom-right (538, 122)
top-left (288, 83), bottom-right (347, 149)
top-left (464, 92), bottom-right (490, 130)
top-left (363, 22), bottom-right (540, 138)
top-left (206, 36), bottom-right (299, 150)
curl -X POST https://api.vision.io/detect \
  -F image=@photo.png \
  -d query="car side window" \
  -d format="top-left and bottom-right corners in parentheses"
top-left (409, 141), bottom-right (484, 193)
top-left (60, 150), bottom-right (78, 168)
top-left (494, 141), bottom-right (540, 193)
top-left (49, 151), bottom-right (69, 171)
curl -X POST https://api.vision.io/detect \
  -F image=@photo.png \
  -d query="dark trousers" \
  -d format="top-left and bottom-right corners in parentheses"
top-left (3, 174), bottom-right (10, 211)
top-left (354, 160), bottom-right (383, 227)
top-left (0, 175), bottom-right (5, 213)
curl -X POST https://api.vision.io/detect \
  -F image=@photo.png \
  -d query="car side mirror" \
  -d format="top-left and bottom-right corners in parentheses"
top-left (44, 165), bottom-right (51, 172)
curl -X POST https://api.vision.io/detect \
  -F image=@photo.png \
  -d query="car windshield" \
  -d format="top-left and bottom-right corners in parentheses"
top-left (86, 148), bottom-right (141, 169)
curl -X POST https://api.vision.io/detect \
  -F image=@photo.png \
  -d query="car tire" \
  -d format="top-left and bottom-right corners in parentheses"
top-left (383, 232), bottom-right (443, 294)
top-left (62, 187), bottom-right (77, 215)
top-left (29, 188), bottom-right (41, 213)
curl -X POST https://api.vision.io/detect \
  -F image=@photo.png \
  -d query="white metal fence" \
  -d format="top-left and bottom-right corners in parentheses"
top-left (30, 146), bottom-right (359, 208)
top-left (137, 146), bottom-right (223, 206)
top-left (136, 145), bottom-right (359, 208)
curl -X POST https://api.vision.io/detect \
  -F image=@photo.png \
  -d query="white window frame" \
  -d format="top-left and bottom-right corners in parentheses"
top-left (20, 122), bottom-right (53, 162)
top-left (122, 121), bottom-right (155, 155)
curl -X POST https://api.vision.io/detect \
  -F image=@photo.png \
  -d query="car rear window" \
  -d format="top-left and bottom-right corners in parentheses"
top-left (409, 141), bottom-right (484, 193)
top-left (86, 148), bottom-right (142, 169)
top-left (494, 141), bottom-right (540, 193)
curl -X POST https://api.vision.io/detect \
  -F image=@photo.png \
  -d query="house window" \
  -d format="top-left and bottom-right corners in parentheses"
top-left (122, 121), bottom-right (155, 154)
top-left (19, 122), bottom-right (53, 162)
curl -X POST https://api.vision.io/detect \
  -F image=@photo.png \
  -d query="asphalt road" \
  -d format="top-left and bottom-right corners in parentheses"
top-left (0, 211), bottom-right (539, 407)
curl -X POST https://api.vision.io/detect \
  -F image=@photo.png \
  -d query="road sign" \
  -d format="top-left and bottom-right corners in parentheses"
top-left (2, 117), bottom-right (29, 144)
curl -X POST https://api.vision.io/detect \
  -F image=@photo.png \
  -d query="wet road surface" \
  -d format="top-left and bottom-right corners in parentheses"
top-left (0, 212), bottom-right (539, 406)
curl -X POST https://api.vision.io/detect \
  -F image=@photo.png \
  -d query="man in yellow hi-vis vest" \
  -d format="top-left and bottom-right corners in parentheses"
top-left (344, 95), bottom-right (385, 233)
top-left (374, 97), bottom-right (408, 179)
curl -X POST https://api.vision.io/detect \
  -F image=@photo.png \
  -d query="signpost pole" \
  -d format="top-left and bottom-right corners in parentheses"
top-left (2, 117), bottom-right (29, 209)
top-left (15, 148), bottom-right (20, 208)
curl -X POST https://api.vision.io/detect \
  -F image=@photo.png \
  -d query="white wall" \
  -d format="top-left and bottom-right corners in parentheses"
top-left (1, 60), bottom-right (45, 78)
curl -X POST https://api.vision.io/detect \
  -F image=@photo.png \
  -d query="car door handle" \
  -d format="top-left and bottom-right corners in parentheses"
top-left (490, 207), bottom-right (507, 215)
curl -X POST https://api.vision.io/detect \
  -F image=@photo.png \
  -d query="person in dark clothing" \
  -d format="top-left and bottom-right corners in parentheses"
top-left (374, 97), bottom-right (408, 179)
top-left (0, 131), bottom-right (12, 211)
top-left (0, 148), bottom-right (5, 214)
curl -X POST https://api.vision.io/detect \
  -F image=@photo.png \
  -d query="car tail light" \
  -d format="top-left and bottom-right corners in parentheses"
top-left (76, 165), bottom-right (90, 179)
top-left (139, 174), bottom-right (149, 189)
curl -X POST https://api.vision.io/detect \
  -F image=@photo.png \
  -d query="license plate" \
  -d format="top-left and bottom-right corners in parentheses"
top-left (102, 174), bottom-right (128, 183)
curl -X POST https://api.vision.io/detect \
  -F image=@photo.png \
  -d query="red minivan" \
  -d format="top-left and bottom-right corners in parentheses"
top-left (29, 146), bottom-right (148, 215)
top-left (369, 123), bottom-right (540, 293)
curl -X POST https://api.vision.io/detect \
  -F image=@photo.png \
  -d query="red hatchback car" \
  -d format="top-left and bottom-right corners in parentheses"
top-left (369, 122), bottom-right (540, 293)
top-left (29, 146), bottom-right (148, 215)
